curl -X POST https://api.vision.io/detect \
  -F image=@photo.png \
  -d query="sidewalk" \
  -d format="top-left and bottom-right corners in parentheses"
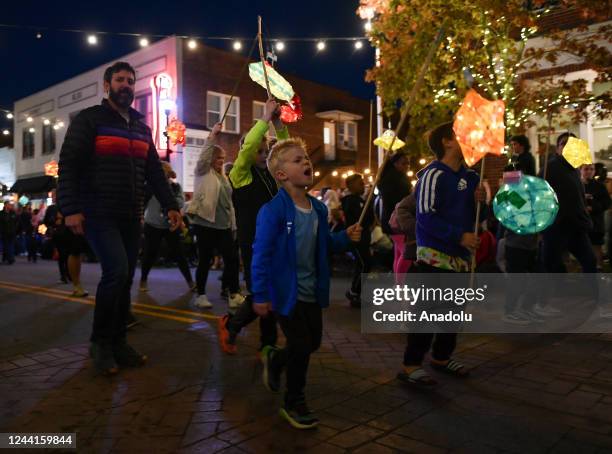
top-left (2, 260), bottom-right (612, 452)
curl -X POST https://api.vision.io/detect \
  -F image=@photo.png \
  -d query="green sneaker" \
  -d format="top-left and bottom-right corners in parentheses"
top-left (279, 401), bottom-right (319, 429)
top-left (261, 345), bottom-right (281, 393)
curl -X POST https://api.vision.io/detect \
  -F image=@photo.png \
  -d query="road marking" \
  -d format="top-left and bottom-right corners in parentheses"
top-left (0, 281), bottom-right (220, 324)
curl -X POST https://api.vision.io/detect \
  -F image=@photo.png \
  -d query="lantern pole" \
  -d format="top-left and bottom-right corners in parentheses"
top-left (543, 109), bottom-right (553, 180)
top-left (358, 21), bottom-right (447, 226)
top-left (368, 100), bottom-right (373, 172)
top-left (257, 16), bottom-right (276, 135)
top-left (469, 157), bottom-right (487, 287)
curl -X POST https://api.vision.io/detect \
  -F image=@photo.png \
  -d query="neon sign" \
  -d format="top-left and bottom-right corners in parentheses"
top-left (150, 73), bottom-right (174, 155)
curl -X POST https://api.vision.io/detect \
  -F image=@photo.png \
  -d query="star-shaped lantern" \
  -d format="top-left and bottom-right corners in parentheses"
top-left (167, 118), bottom-right (186, 146)
top-left (562, 136), bottom-right (592, 168)
top-left (373, 129), bottom-right (406, 151)
top-left (453, 89), bottom-right (505, 167)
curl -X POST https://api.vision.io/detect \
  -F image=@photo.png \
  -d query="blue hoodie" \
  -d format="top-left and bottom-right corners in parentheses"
top-left (415, 160), bottom-right (480, 260)
top-left (251, 188), bottom-right (350, 316)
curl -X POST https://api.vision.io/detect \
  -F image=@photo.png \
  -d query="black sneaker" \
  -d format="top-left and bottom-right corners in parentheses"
top-left (280, 400), bottom-right (319, 429)
top-left (261, 345), bottom-right (281, 392)
top-left (89, 342), bottom-right (119, 375)
top-left (221, 287), bottom-right (229, 298)
top-left (113, 341), bottom-right (148, 368)
top-left (345, 290), bottom-right (361, 308)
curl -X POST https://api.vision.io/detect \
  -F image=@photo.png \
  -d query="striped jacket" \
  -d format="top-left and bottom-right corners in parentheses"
top-left (57, 99), bottom-right (178, 220)
top-left (415, 161), bottom-right (480, 260)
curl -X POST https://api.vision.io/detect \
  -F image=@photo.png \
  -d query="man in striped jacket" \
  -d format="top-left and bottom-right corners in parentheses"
top-left (58, 61), bottom-right (182, 375)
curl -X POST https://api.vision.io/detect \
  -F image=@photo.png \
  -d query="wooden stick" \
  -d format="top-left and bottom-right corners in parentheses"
top-left (358, 22), bottom-right (447, 226)
top-left (257, 16), bottom-right (272, 99)
top-left (469, 157), bottom-right (486, 287)
top-left (220, 35), bottom-right (259, 126)
top-left (368, 100), bottom-right (373, 172)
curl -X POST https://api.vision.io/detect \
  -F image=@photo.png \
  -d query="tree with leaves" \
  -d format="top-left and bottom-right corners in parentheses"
top-left (358, 0), bottom-right (612, 158)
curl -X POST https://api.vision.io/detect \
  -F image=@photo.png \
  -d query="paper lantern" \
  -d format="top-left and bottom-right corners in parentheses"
top-left (166, 118), bottom-right (186, 146)
top-left (453, 89), bottom-right (505, 166)
top-left (493, 175), bottom-right (558, 234)
top-left (280, 94), bottom-right (303, 123)
top-left (562, 136), bottom-right (592, 168)
top-left (249, 61), bottom-right (295, 101)
top-left (373, 129), bottom-right (405, 151)
top-left (44, 160), bottom-right (58, 177)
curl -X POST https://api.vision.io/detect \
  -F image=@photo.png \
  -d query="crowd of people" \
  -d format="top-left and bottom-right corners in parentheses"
top-left (1, 60), bottom-right (612, 430)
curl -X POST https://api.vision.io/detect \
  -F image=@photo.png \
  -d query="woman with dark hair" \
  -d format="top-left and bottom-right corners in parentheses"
top-left (377, 151), bottom-right (411, 274)
top-left (510, 135), bottom-right (536, 176)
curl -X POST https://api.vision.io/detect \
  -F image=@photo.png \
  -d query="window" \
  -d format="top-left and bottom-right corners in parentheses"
top-left (207, 91), bottom-right (240, 133)
top-left (135, 92), bottom-right (153, 127)
top-left (337, 121), bottom-right (358, 151)
top-left (42, 123), bottom-right (56, 155)
top-left (22, 128), bottom-right (35, 159)
top-left (253, 101), bottom-right (266, 121)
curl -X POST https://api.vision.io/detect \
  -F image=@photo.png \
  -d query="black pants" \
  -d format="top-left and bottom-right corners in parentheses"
top-left (505, 246), bottom-right (538, 313)
top-left (193, 225), bottom-right (240, 295)
top-left (27, 234), bottom-right (37, 262)
top-left (542, 225), bottom-right (597, 273)
top-left (403, 262), bottom-right (457, 366)
top-left (140, 224), bottom-right (193, 285)
top-left (350, 242), bottom-right (372, 296)
top-left (226, 242), bottom-right (277, 348)
top-left (271, 301), bottom-right (322, 404)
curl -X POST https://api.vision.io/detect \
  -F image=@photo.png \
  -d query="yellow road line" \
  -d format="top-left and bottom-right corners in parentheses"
top-left (0, 280), bottom-right (220, 321)
top-left (0, 282), bottom-right (213, 324)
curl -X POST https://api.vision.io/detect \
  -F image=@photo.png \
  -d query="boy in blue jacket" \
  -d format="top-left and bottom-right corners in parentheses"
top-left (252, 137), bottom-right (361, 429)
top-left (399, 121), bottom-right (483, 387)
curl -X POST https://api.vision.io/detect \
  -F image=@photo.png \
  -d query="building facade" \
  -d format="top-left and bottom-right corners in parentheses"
top-left (10, 36), bottom-right (374, 196)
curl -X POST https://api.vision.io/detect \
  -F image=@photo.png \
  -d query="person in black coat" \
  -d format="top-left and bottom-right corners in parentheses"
top-left (0, 202), bottom-right (18, 264)
top-left (510, 135), bottom-right (536, 177)
top-left (581, 163), bottom-right (611, 270)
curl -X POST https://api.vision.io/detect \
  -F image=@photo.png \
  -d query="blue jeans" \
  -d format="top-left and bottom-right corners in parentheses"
top-left (85, 218), bottom-right (141, 344)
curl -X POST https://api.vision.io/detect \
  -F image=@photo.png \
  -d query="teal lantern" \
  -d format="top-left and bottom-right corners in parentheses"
top-left (493, 175), bottom-right (559, 234)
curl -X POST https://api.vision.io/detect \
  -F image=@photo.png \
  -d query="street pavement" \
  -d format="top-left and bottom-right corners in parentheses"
top-left (2, 258), bottom-right (612, 453)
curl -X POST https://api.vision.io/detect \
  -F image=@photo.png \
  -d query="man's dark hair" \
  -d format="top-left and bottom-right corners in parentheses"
top-left (345, 173), bottom-right (363, 188)
top-left (427, 122), bottom-right (455, 159)
top-left (556, 132), bottom-right (576, 148)
top-left (103, 62), bottom-right (136, 84)
top-left (510, 135), bottom-right (531, 154)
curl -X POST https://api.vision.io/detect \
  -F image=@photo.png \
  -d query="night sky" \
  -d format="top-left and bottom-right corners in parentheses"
top-left (0, 0), bottom-right (376, 131)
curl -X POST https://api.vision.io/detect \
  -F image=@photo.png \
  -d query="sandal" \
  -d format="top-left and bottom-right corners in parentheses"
top-left (397, 368), bottom-right (437, 387)
top-left (430, 359), bottom-right (469, 377)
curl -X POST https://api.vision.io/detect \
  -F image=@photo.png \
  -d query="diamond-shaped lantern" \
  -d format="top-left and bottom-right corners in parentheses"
top-left (373, 129), bottom-right (406, 151)
top-left (562, 136), bottom-right (592, 168)
top-left (453, 89), bottom-right (505, 167)
top-left (493, 175), bottom-right (559, 234)
top-left (249, 61), bottom-right (295, 101)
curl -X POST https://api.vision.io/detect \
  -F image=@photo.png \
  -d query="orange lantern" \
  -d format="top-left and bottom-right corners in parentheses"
top-left (453, 89), bottom-right (505, 167)
top-left (44, 160), bottom-right (58, 177)
top-left (166, 118), bottom-right (186, 146)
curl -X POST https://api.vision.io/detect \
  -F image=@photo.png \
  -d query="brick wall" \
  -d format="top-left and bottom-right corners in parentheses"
top-left (181, 43), bottom-right (375, 190)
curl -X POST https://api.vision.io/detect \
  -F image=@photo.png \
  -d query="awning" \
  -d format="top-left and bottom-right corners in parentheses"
top-left (315, 110), bottom-right (363, 122)
top-left (9, 175), bottom-right (56, 195)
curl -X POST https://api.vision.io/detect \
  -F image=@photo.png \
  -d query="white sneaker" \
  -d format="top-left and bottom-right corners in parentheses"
top-left (502, 312), bottom-right (531, 325)
top-left (228, 293), bottom-right (245, 309)
top-left (194, 294), bottom-right (213, 309)
top-left (533, 304), bottom-right (561, 317)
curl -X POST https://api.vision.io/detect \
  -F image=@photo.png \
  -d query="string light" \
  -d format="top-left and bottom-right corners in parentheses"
top-left (314, 171), bottom-right (320, 177)
top-left (341, 173), bottom-right (348, 179)
top-left (26, 117), bottom-right (33, 123)
top-left (43, 119), bottom-right (50, 125)
top-left (332, 170), bottom-right (338, 177)
top-left (6, 113), bottom-right (13, 119)
top-left (28, 127), bottom-right (35, 133)
top-left (419, 158), bottom-right (426, 165)
top-left (2, 130), bottom-right (9, 135)
top-left (275, 41), bottom-right (285, 51)
top-left (139, 37), bottom-right (149, 47)
top-left (36, 32), bottom-right (42, 39)
top-left (347, 170), bottom-right (354, 176)
top-left (407, 170), bottom-right (414, 177)
top-left (87, 35), bottom-right (97, 45)
top-left (316, 41), bottom-right (326, 51)
top-left (364, 168), bottom-right (370, 174)
top-left (187, 39), bottom-right (197, 50)
top-left (354, 41), bottom-right (363, 50)
top-left (233, 41), bottom-right (242, 51)
top-left (364, 20), bottom-right (372, 32)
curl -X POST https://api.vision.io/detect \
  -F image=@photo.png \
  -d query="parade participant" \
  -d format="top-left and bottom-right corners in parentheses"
top-left (0, 202), bottom-right (18, 265)
top-left (399, 122), bottom-right (482, 387)
top-left (252, 137), bottom-right (361, 429)
top-left (57, 61), bottom-right (182, 375)
top-left (581, 163), bottom-right (611, 270)
top-left (509, 135), bottom-right (536, 176)
top-left (187, 123), bottom-right (244, 310)
top-left (342, 173), bottom-right (374, 308)
top-left (139, 161), bottom-right (195, 292)
top-left (217, 99), bottom-right (287, 354)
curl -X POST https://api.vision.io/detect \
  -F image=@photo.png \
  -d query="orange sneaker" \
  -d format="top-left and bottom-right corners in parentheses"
top-left (218, 315), bottom-right (237, 355)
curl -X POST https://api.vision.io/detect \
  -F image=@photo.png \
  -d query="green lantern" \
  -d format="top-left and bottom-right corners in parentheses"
top-left (493, 175), bottom-right (559, 234)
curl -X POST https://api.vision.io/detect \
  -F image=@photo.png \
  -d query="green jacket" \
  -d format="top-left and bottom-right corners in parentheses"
top-left (229, 120), bottom-right (289, 189)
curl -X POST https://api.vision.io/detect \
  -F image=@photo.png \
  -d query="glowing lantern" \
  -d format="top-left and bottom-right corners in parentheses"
top-left (493, 174), bottom-right (558, 234)
top-left (249, 61), bottom-right (295, 101)
top-left (373, 129), bottom-right (406, 151)
top-left (166, 118), bottom-right (186, 146)
top-left (44, 160), bottom-right (58, 177)
top-left (280, 94), bottom-right (303, 123)
top-left (453, 89), bottom-right (505, 166)
top-left (562, 137), bottom-right (592, 168)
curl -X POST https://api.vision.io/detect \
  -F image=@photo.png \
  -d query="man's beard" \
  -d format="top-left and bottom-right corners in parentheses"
top-left (109, 87), bottom-right (134, 109)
